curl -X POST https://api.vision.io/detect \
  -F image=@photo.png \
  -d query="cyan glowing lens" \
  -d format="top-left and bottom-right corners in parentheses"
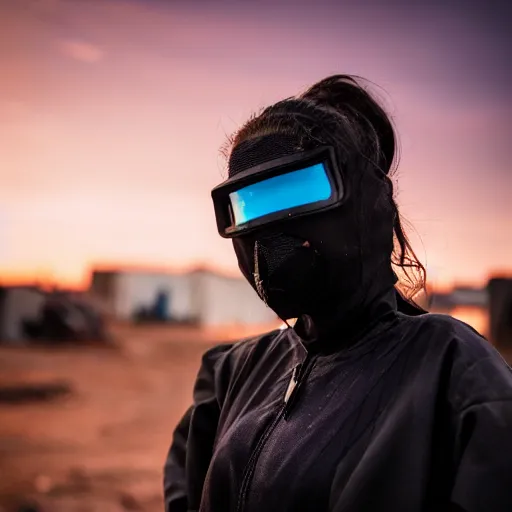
top-left (229, 163), bottom-right (332, 226)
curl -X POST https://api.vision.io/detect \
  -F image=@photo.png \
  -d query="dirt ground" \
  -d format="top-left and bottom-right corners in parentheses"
top-left (0, 324), bottom-right (265, 512)
top-left (0, 322), bottom-right (510, 512)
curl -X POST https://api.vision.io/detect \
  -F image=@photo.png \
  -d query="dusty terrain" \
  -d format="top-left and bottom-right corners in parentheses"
top-left (0, 324), bottom-right (264, 512)
top-left (0, 321), bottom-right (510, 512)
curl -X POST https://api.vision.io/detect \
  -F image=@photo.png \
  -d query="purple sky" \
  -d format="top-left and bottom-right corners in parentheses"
top-left (0, 0), bottom-right (510, 287)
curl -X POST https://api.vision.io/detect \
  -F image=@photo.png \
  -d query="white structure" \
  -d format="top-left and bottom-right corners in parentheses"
top-left (0, 286), bottom-right (46, 344)
top-left (89, 267), bottom-right (277, 327)
top-left (451, 287), bottom-right (488, 308)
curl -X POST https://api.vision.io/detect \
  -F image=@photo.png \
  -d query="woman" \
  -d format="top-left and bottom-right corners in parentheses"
top-left (164, 75), bottom-right (512, 512)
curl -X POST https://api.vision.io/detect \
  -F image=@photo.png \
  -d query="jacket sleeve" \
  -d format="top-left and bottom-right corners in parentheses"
top-left (163, 343), bottom-right (233, 512)
top-left (449, 347), bottom-right (512, 512)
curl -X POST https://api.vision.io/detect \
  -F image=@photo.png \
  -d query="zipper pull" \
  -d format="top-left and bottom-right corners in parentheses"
top-left (284, 365), bottom-right (300, 405)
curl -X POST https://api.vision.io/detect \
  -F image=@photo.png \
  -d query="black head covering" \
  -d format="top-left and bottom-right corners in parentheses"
top-left (226, 85), bottom-right (425, 342)
top-left (229, 130), bottom-right (401, 334)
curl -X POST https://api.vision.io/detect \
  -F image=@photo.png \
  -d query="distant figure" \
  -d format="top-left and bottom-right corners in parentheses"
top-left (164, 75), bottom-right (512, 511)
top-left (153, 289), bottom-right (170, 321)
top-left (133, 289), bottom-right (171, 323)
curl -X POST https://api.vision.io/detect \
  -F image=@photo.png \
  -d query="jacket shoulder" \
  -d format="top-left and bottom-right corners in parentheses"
top-left (406, 313), bottom-right (512, 410)
top-left (212, 328), bottom-right (284, 368)
top-left (201, 328), bottom-right (286, 404)
top-left (404, 312), bottom-right (491, 352)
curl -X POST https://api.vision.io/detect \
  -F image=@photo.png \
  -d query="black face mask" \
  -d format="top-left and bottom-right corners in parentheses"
top-left (233, 231), bottom-right (327, 321)
top-left (229, 134), bottom-right (397, 323)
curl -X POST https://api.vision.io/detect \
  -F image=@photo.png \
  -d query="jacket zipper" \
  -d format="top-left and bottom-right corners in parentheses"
top-left (235, 355), bottom-right (316, 512)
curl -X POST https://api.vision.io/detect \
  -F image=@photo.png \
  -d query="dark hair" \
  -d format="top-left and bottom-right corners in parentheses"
top-left (222, 75), bottom-right (426, 301)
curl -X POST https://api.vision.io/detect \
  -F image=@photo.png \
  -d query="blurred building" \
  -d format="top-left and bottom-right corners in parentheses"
top-left (488, 278), bottom-right (512, 348)
top-left (0, 286), bottom-right (46, 344)
top-left (429, 286), bottom-right (489, 310)
top-left (89, 267), bottom-right (277, 327)
top-left (429, 286), bottom-right (489, 338)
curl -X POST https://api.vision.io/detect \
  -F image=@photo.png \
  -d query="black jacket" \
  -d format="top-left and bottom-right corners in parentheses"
top-left (164, 294), bottom-right (512, 512)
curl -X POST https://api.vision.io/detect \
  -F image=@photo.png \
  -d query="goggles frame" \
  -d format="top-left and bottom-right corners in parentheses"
top-left (211, 146), bottom-right (345, 238)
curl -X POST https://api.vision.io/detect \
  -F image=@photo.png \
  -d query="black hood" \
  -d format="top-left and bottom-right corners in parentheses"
top-left (229, 133), bottom-right (422, 339)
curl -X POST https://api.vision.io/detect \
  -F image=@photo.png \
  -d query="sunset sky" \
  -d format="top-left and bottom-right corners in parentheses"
top-left (0, 0), bottom-right (510, 289)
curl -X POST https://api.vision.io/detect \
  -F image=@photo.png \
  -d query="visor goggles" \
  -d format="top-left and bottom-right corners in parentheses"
top-left (211, 146), bottom-right (345, 238)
